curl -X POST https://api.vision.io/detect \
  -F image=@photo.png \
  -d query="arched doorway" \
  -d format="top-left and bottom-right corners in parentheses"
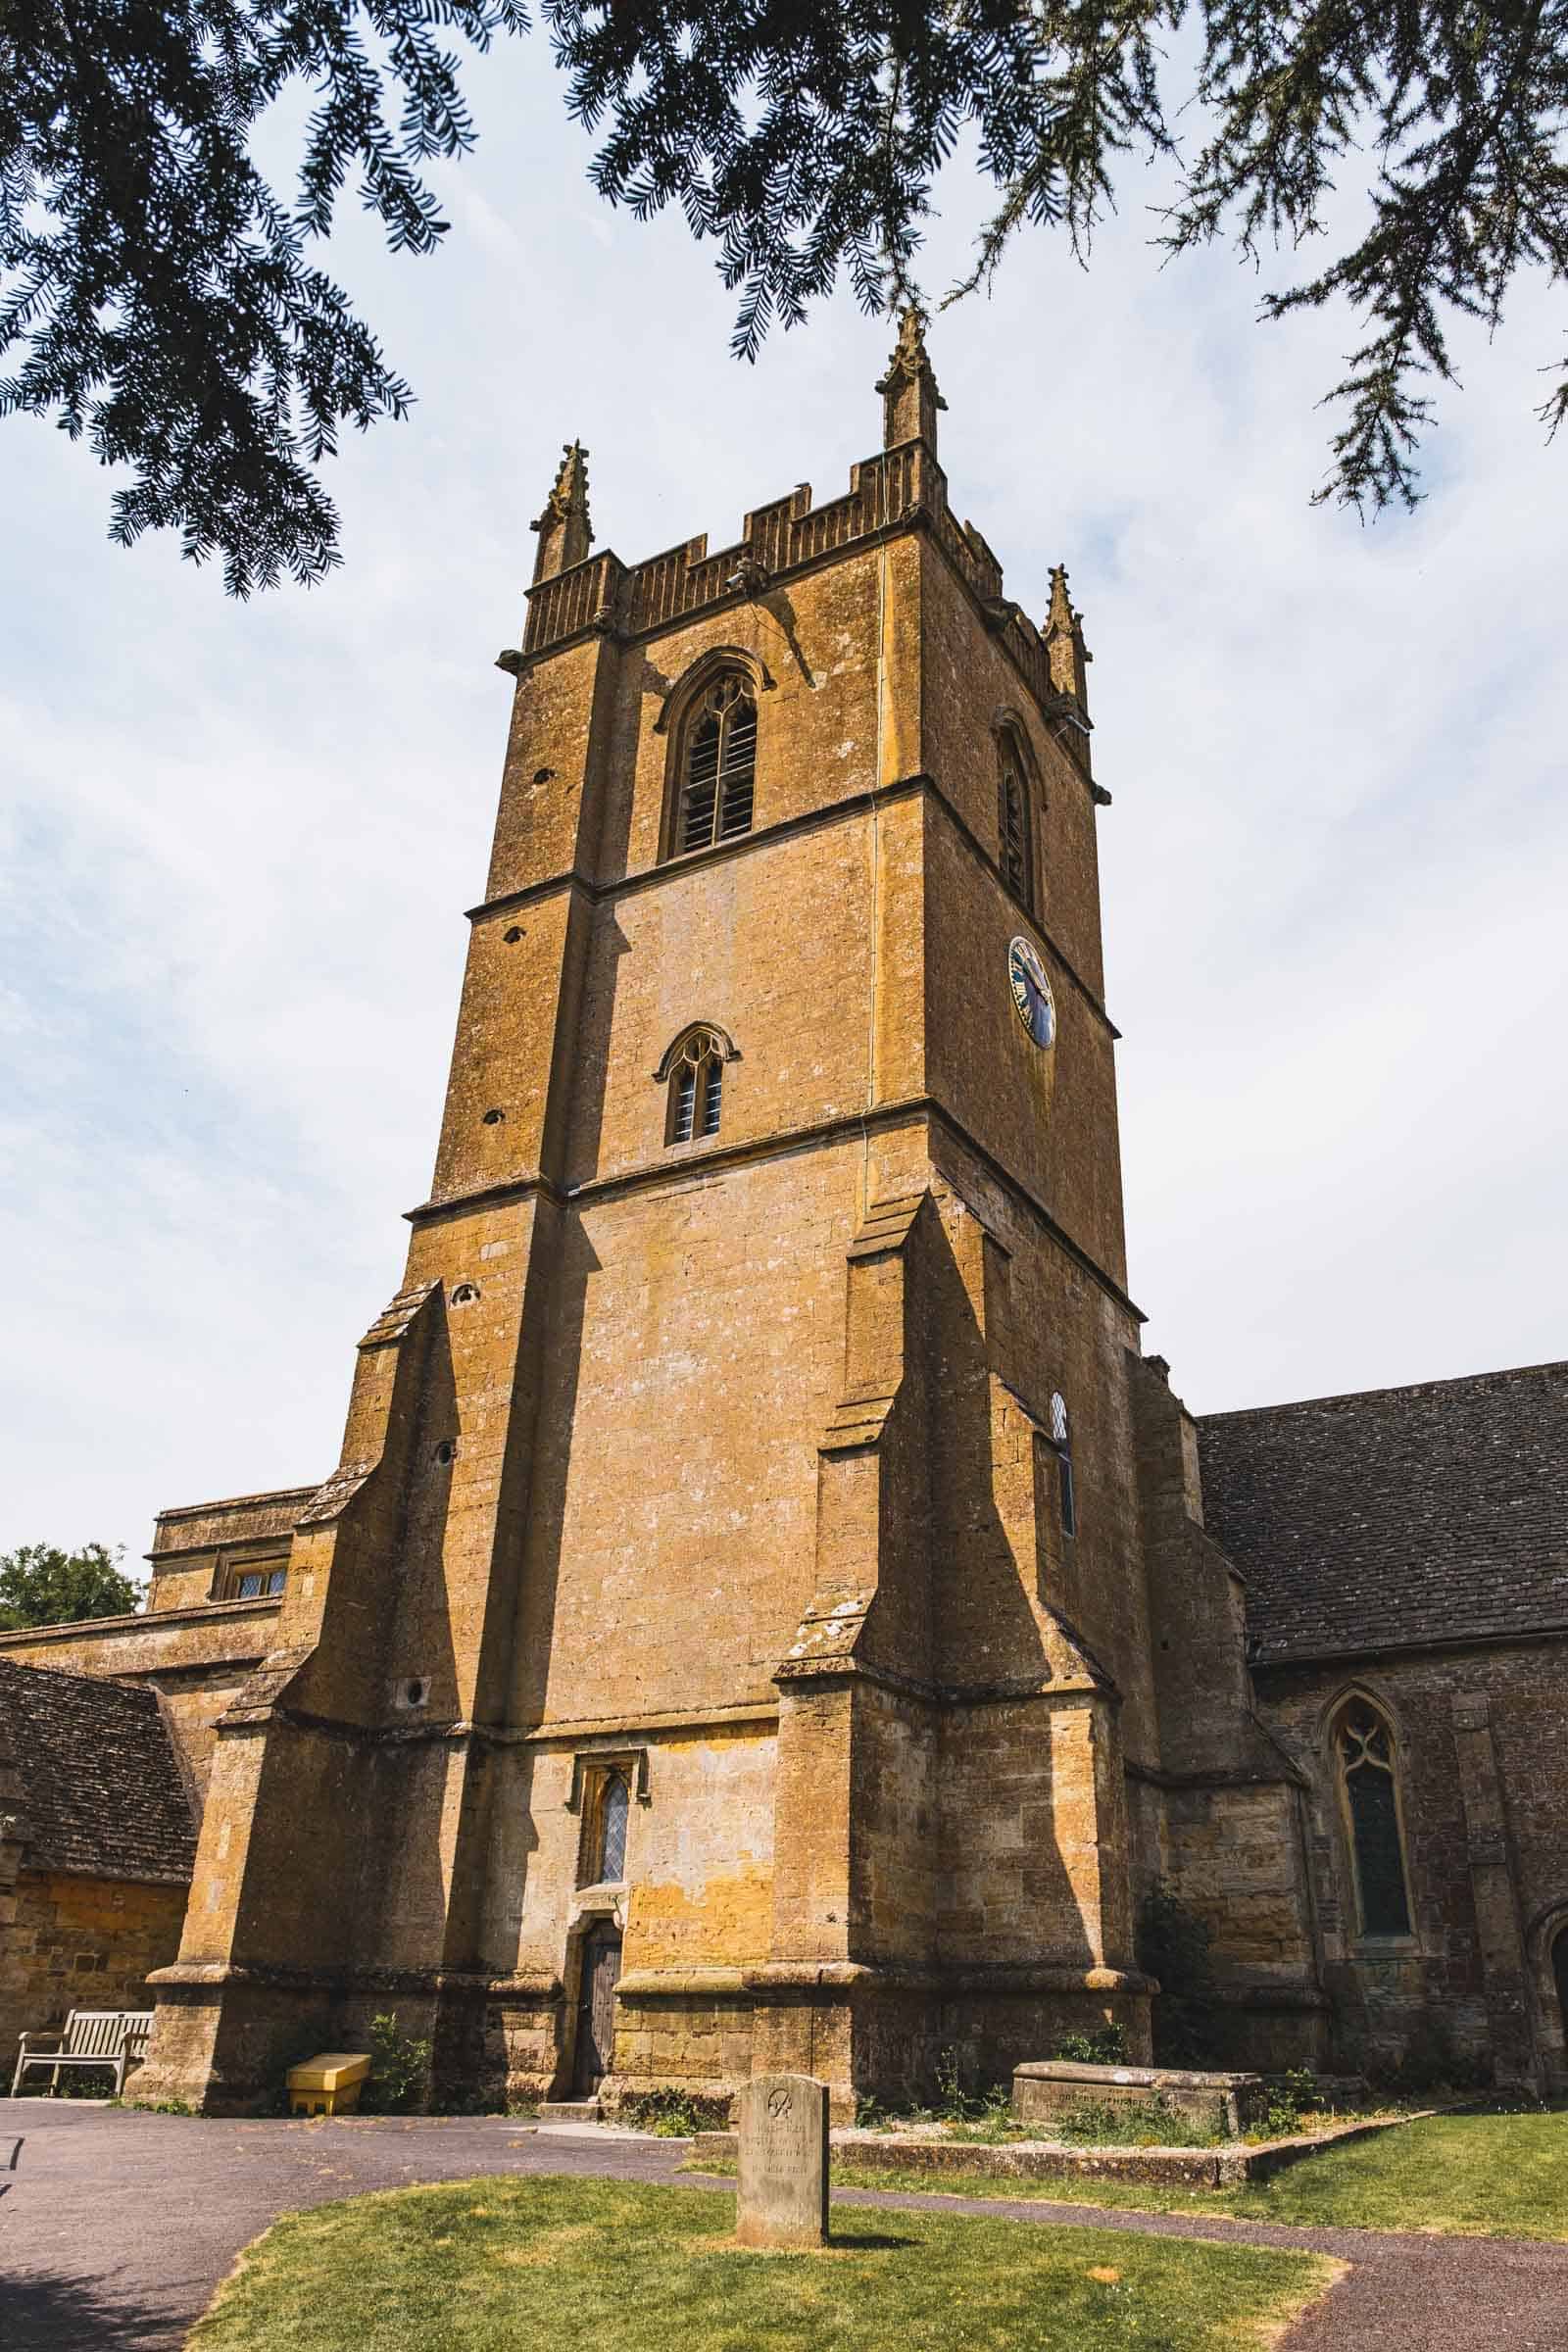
top-left (572, 1921), bottom-right (623, 2096)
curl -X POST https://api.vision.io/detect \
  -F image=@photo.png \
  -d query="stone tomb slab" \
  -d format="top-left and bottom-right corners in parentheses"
top-left (735, 2072), bottom-right (829, 2248)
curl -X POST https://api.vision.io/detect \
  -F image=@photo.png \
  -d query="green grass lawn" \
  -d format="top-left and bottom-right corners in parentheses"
top-left (187, 2175), bottom-right (1335, 2352)
top-left (691, 2110), bottom-right (1568, 2240)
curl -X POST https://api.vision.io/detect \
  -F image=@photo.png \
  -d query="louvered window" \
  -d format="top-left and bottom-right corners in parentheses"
top-left (1000, 752), bottom-right (1033, 910)
top-left (666, 1027), bottom-right (726, 1146)
top-left (678, 675), bottom-right (757, 854)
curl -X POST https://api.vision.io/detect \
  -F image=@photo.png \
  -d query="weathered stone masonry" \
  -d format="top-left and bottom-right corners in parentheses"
top-left (5, 322), bottom-right (1563, 2106)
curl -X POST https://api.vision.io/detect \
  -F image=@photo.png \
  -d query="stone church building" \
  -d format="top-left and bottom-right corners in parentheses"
top-left (3, 319), bottom-right (1565, 2112)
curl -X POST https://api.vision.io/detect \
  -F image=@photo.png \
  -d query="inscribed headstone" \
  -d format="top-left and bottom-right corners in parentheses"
top-left (735, 2072), bottom-right (829, 2247)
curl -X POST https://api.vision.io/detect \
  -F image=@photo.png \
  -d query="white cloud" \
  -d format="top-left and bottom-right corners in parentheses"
top-left (1, 41), bottom-right (1563, 1552)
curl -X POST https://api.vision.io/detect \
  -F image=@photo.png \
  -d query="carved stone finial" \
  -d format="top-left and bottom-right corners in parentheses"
top-left (876, 306), bottom-right (947, 454)
top-left (1045, 563), bottom-right (1091, 708)
top-left (530, 440), bottom-right (593, 583)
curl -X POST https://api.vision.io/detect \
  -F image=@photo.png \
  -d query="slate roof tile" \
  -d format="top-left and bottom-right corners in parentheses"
top-left (0, 1659), bottom-right (198, 1882)
top-left (1197, 1359), bottom-right (1568, 1666)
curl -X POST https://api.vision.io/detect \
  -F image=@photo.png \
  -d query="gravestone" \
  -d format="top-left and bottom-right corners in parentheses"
top-left (735, 2072), bottom-right (829, 2248)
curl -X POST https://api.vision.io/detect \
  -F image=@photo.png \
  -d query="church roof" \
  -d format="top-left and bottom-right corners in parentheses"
top-left (1197, 1360), bottom-right (1568, 1667)
top-left (0, 1659), bottom-right (198, 1884)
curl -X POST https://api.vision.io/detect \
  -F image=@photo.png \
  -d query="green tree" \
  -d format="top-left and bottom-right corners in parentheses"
top-left (5, 0), bottom-right (1566, 591)
top-left (0, 1543), bottom-right (146, 1631)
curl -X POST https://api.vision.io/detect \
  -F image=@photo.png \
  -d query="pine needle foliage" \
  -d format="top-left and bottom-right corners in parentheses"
top-left (1, 0), bottom-right (526, 593)
top-left (4, 0), bottom-right (1565, 590)
top-left (546, 0), bottom-right (1568, 512)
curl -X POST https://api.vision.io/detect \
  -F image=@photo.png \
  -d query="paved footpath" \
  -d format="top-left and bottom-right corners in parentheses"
top-left (4, 2098), bottom-right (1566, 2351)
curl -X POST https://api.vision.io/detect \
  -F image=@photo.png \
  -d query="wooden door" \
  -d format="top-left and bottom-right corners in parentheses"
top-left (574, 1927), bottom-right (622, 2093)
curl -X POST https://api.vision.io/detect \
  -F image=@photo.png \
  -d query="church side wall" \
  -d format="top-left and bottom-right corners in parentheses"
top-left (1257, 1641), bottom-right (1568, 2084)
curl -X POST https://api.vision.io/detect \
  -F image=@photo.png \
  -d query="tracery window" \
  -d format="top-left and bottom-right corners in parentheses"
top-left (1336, 1698), bottom-right (1413, 1938)
top-left (676, 673), bottom-right (757, 854)
top-left (666, 1026), bottom-right (725, 1145)
top-left (999, 738), bottom-right (1034, 912)
top-left (1049, 1392), bottom-right (1077, 1538)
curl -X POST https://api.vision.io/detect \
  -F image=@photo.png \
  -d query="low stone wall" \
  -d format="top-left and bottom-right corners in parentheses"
top-left (689, 2112), bottom-right (1424, 2190)
top-left (1012, 2059), bottom-right (1269, 2138)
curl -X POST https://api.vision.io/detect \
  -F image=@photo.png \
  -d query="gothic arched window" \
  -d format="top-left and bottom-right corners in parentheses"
top-left (597, 1771), bottom-right (629, 1884)
top-left (1552, 1926), bottom-right (1568, 2044)
top-left (1335, 1698), bottom-right (1413, 1939)
top-left (998, 735), bottom-right (1034, 912)
top-left (665, 1026), bottom-right (726, 1145)
top-left (676, 672), bottom-right (757, 855)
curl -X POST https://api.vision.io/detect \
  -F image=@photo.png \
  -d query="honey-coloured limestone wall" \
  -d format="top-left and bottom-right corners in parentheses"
top-left (125, 320), bottom-right (1326, 2116)
top-left (3, 1872), bottom-right (187, 2063)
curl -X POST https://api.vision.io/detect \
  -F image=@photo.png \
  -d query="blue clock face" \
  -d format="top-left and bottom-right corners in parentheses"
top-left (1008, 937), bottom-right (1056, 1050)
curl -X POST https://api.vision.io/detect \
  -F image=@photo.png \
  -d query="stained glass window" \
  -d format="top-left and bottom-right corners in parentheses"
top-left (1339, 1701), bottom-right (1412, 1937)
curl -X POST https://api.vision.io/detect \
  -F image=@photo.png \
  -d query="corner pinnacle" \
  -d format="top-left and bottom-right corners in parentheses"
top-left (876, 306), bottom-right (947, 454)
top-left (530, 440), bottom-right (593, 582)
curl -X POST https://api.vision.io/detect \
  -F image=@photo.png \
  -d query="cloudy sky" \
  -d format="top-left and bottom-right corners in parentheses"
top-left (3, 35), bottom-right (1564, 1568)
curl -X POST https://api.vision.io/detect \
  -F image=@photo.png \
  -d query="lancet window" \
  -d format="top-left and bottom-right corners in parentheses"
top-left (676, 673), bottom-right (757, 854)
top-left (1049, 1392), bottom-right (1077, 1538)
top-left (594, 1771), bottom-right (629, 1885)
top-left (1335, 1697), bottom-right (1413, 1939)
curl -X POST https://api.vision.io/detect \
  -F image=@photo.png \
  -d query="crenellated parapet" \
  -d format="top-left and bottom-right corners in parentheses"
top-left (508, 315), bottom-right (1091, 757)
top-left (517, 440), bottom-right (1076, 739)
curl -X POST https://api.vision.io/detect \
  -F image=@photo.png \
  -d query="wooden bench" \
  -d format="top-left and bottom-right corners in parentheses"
top-left (10, 2008), bottom-right (154, 2098)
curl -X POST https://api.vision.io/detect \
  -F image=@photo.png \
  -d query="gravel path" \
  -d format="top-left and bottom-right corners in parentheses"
top-left (4, 2098), bottom-right (1565, 2352)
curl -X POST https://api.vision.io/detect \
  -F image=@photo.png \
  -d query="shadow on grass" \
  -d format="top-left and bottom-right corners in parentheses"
top-left (827, 2231), bottom-right (916, 2251)
top-left (8, 2265), bottom-right (185, 2352)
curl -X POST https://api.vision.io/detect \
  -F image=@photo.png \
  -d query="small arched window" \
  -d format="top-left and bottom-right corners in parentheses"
top-left (1335, 1698), bottom-right (1413, 1938)
top-left (597, 1771), bottom-right (629, 1884)
top-left (665, 1026), bottom-right (726, 1145)
top-left (676, 673), bottom-right (757, 854)
top-left (1049, 1392), bottom-right (1076, 1538)
top-left (998, 736), bottom-right (1034, 912)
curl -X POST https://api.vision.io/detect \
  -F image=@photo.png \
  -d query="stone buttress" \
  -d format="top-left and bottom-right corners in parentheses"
top-left (136, 321), bottom-right (1323, 2112)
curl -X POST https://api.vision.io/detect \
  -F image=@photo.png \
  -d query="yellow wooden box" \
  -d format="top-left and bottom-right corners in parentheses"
top-left (286, 2051), bottom-right (371, 2115)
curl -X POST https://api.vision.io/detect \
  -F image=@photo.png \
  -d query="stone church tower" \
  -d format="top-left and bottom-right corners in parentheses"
top-left (135, 319), bottom-right (1325, 2113)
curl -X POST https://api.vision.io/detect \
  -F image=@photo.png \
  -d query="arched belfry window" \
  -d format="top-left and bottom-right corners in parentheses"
top-left (676, 672), bottom-right (757, 854)
top-left (660, 1024), bottom-right (731, 1145)
top-left (1335, 1697), bottom-right (1413, 1939)
top-left (998, 733), bottom-right (1034, 913)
